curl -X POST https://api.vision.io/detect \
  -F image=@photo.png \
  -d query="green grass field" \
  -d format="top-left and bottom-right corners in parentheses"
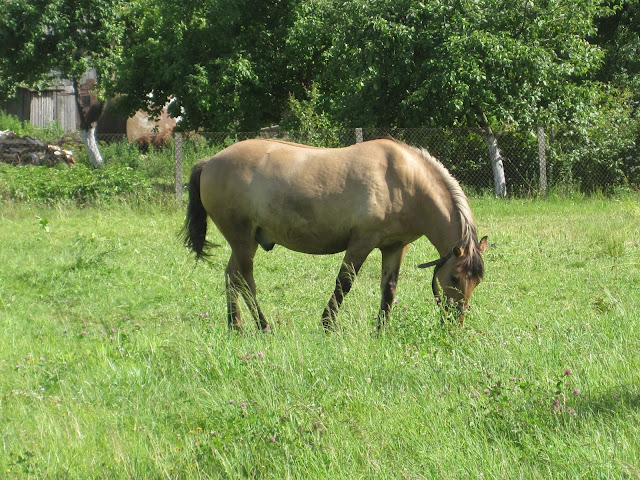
top-left (1, 194), bottom-right (639, 479)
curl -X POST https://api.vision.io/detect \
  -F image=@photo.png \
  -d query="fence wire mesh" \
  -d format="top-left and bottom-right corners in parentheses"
top-left (94, 126), bottom-right (639, 198)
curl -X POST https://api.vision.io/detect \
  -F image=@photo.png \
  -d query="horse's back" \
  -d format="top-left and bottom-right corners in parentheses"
top-left (198, 139), bottom-right (426, 253)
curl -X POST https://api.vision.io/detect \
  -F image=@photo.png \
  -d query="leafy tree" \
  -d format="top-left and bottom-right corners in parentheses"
top-left (595, 0), bottom-right (640, 93)
top-left (112, 0), bottom-right (300, 132)
top-left (108, 0), bottom-right (612, 196)
top-left (286, 0), bottom-right (608, 196)
top-left (0, 0), bottom-right (126, 168)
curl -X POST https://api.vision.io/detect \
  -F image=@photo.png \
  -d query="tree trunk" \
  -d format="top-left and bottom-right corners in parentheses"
top-left (471, 105), bottom-right (508, 197)
top-left (81, 125), bottom-right (104, 169)
top-left (73, 78), bottom-right (105, 168)
top-left (481, 132), bottom-right (507, 197)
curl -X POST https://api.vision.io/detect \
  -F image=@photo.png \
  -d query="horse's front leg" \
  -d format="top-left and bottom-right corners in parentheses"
top-left (377, 244), bottom-right (409, 329)
top-left (322, 248), bottom-right (370, 331)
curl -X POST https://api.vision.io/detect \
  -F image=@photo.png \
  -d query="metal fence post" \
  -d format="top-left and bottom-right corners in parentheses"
top-left (175, 132), bottom-right (183, 203)
top-left (537, 126), bottom-right (547, 196)
top-left (355, 128), bottom-right (363, 143)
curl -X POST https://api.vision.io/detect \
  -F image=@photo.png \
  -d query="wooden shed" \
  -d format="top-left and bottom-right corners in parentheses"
top-left (3, 83), bottom-right (78, 132)
top-left (2, 70), bottom-right (170, 139)
top-left (0, 70), bottom-right (126, 134)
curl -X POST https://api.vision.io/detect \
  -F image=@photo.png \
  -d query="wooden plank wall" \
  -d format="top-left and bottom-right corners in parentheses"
top-left (2, 86), bottom-right (77, 132)
top-left (29, 88), bottom-right (77, 131)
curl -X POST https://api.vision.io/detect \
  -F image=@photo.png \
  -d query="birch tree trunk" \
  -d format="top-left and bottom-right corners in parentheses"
top-left (481, 132), bottom-right (507, 197)
top-left (73, 78), bottom-right (105, 168)
top-left (81, 124), bottom-right (104, 169)
top-left (472, 105), bottom-right (508, 197)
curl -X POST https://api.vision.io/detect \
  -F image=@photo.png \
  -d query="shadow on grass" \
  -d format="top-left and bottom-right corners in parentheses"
top-left (579, 385), bottom-right (640, 418)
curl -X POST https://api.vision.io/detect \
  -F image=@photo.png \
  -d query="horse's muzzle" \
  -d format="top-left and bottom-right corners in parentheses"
top-left (437, 298), bottom-right (468, 326)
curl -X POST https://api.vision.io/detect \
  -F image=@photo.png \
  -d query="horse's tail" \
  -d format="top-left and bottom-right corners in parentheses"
top-left (182, 161), bottom-right (213, 260)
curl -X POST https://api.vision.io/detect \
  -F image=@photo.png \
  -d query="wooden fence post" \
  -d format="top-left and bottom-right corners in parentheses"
top-left (175, 132), bottom-right (183, 203)
top-left (537, 126), bottom-right (547, 197)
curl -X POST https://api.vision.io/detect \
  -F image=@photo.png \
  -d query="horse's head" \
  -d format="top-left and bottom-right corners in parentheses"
top-left (419, 236), bottom-right (488, 325)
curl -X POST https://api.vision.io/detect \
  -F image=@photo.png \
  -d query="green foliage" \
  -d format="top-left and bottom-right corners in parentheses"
top-left (285, 0), bottom-right (607, 131)
top-left (93, 138), bottom-right (178, 181)
top-left (0, 164), bottom-right (152, 203)
top-left (105, 0), bottom-right (627, 197)
top-left (0, 0), bottom-right (126, 99)
top-left (595, 0), bottom-right (640, 94)
top-left (109, 0), bottom-right (608, 133)
top-left (281, 85), bottom-right (343, 147)
top-left (0, 110), bottom-right (64, 144)
top-left (547, 88), bottom-right (640, 192)
top-left (113, 0), bottom-right (299, 131)
top-left (89, 139), bottom-right (144, 170)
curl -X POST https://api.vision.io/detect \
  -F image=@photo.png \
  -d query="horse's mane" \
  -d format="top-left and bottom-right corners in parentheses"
top-left (390, 139), bottom-right (484, 277)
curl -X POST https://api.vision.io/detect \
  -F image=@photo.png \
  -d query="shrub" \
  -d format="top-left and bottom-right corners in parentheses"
top-left (0, 164), bottom-right (152, 203)
top-left (0, 110), bottom-right (64, 144)
top-left (280, 85), bottom-right (345, 147)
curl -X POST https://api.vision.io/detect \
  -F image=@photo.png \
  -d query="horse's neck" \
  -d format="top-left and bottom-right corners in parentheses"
top-left (430, 212), bottom-right (463, 257)
top-left (421, 188), bottom-right (465, 257)
top-left (412, 149), bottom-right (469, 256)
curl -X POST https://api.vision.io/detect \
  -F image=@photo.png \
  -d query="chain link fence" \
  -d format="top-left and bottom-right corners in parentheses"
top-left (85, 126), bottom-right (639, 200)
top-left (168, 126), bottom-right (639, 201)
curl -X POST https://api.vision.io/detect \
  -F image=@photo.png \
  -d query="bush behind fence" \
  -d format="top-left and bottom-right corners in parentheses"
top-left (99, 125), bottom-right (639, 199)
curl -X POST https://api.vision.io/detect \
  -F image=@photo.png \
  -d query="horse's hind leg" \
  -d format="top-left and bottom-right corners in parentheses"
top-left (225, 257), bottom-right (243, 330)
top-left (377, 244), bottom-right (409, 329)
top-left (225, 243), bottom-right (268, 331)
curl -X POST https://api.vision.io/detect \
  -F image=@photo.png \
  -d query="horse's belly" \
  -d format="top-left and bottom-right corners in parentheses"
top-left (252, 192), bottom-right (356, 254)
top-left (263, 224), bottom-right (350, 255)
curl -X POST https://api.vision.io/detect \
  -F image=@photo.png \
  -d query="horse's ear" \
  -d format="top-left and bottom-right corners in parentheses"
top-left (453, 246), bottom-right (464, 257)
top-left (478, 236), bottom-right (488, 255)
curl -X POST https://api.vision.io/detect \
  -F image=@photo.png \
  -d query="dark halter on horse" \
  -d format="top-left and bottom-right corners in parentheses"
top-left (418, 252), bottom-right (453, 306)
top-left (417, 252), bottom-right (452, 272)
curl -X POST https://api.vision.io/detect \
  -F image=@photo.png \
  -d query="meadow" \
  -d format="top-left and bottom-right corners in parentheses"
top-left (1, 193), bottom-right (639, 479)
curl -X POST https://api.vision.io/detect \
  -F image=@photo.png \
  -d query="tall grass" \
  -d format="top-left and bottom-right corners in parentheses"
top-left (1, 195), bottom-right (639, 478)
top-left (0, 110), bottom-right (65, 143)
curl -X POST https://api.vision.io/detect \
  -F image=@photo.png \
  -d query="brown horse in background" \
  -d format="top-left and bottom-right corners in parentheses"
top-left (182, 138), bottom-right (488, 331)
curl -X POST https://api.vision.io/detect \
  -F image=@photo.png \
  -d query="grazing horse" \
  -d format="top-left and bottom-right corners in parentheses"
top-left (182, 138), bottom-right (488, 331)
